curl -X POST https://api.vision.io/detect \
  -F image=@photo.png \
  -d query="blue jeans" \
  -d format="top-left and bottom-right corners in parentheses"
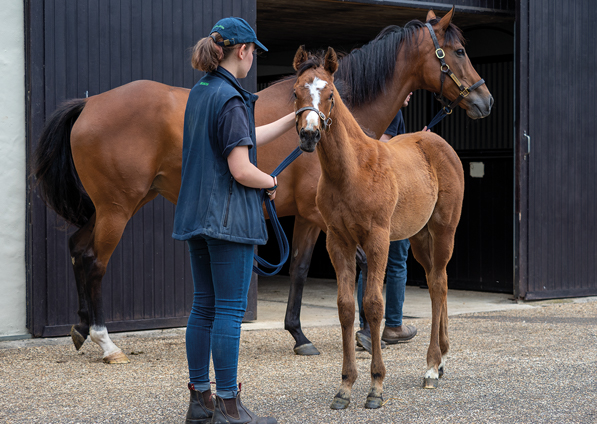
top-left (357, 239), bottom-right (410, 328)
top-left (185, 236), bottom-right (254, 399)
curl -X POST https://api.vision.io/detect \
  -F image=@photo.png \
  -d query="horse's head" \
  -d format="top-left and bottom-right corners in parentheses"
top-left (292, 46), bottom-right (338, 153)
top-left (421, 7), bottom-right (493, 119)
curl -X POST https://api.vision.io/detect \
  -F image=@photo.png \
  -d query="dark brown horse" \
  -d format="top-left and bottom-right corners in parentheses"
top-left (33, 8), bottom-right (492, 363)
top-left (292, 44), bottom-right (470, 409)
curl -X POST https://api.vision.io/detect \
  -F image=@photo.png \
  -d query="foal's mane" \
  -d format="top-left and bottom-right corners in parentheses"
top-left (290, 18), bottom-right (464, 108)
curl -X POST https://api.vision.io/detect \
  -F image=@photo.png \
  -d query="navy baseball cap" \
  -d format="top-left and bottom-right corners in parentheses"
top-left (210, 17), bottom-right (268, 52)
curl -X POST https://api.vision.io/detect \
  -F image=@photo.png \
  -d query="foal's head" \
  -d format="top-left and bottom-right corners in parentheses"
top-left (293, 46), bottom-right (338, 152)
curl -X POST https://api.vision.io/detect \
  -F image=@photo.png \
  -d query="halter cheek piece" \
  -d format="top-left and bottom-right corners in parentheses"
top-left (425, 22), bottom-right (485, 115)
top-left (295, 93), bottom-right (335, 133)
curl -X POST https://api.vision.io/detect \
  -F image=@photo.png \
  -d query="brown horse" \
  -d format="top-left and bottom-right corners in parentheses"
top-left (293, 45), bottom-right (468, 409)
top-left (33, 8), bottom-right (492, 363)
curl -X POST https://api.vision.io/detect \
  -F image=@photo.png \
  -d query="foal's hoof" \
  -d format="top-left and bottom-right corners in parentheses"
top-left (423, 377), bottom-right (439, 389)
top-left (293, 342), bottom-right (320, 356)
top-left (330, 393), bottom-right (351, 410)
top-left (70, 326), bottom-right (86, 351)
top-left (364, 395), bottom-right (383, 409)
top-left (103, 350), bottom-right (130, 364)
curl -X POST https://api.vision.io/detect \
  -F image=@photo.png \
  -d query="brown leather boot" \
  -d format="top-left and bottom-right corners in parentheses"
top-left (381, 324), bottom-right (417, 344)
top-left (185, 383), bottom-right (214, 424)
top-left (212, 390), bottom-right (277, 424)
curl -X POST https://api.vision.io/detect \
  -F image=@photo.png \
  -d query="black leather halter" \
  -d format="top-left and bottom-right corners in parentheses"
top-left (425, 22), bottom-right (485, 115)
top-left (295, 94), bottom-right (335, 132)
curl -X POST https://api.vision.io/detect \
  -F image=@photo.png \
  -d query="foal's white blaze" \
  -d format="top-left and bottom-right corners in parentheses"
top-left (90, 325), bottom-right (122, 358)
top-left (304, 77), bottom-right (327, 131)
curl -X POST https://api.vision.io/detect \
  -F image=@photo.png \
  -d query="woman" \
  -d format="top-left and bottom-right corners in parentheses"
top-left (173, 17), bottom-right (294, 424)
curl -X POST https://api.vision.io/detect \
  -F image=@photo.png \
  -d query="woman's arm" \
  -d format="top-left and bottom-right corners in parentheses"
top-left (227, 145), bottom-right (277, 198)
top-left (255, 112), bottom-right (295, 147)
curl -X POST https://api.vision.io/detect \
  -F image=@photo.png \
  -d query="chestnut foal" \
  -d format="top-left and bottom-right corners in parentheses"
top-left (293, 46), bottom-right (465, 409)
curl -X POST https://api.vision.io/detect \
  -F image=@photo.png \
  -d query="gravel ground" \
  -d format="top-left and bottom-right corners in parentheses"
top-left (1, 300), bottom-right (596, 423)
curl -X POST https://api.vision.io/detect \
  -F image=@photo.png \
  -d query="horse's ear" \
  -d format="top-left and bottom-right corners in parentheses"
top-left (426, 9), bottom-right (437, 22)
top-left (324, 47), bottom-right (338, 75)
top-left (438, 6), bottom-right (455, 32)
top-left (293, 45), bottom-right (309, 71)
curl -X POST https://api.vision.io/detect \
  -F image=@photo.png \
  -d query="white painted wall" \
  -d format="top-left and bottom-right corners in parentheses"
top-left (0, 2), bottom-right (27, 337)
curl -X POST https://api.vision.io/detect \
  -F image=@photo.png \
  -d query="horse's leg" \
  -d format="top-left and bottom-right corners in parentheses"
top-left (284, 216), bottom-right (321, 355)
top-left (360, 231), bottom-right (389, 409)
top-left (410, 226), bottom-right (451, 389)
top-left (82, 206), bottom-right (135, 364)
top-left (326, 229), bottom-right (358, 410)
top-left (68, 214), bottom-right (96, 350)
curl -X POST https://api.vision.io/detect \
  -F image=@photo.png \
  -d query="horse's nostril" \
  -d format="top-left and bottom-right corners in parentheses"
top-left (490, 96), bottom-right (494, 109)
top-left (315, 129), bottom-right (321, 139)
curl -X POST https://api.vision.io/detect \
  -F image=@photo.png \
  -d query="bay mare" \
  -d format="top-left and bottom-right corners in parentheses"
top-left (33, 8), bottom-right (492, 363)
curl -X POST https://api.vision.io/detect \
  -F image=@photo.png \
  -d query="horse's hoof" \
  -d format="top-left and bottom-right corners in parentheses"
top-left (293, 342), bottom-right (320, 356)
top-left (438, 365), bottom-right (445, 378)
top-left (103, 350), bottom-right (130, 364)
top-left (70, 326), bottom-right (86, 351)
top-left (364, 395), bottom-right (383, 409)
top-left (330, 393), bottom-right (350, 410)
top-left (423, 377), bottom-right (439, 389)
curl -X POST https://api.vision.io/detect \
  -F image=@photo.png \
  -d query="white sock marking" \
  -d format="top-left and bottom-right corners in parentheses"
top-left (90, 325), bottom-right (122, 358)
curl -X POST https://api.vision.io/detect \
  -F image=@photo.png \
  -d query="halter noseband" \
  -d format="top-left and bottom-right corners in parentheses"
top-left (425, 22), bottom-right (485, 115)
top-left (295, 94), bottom-right (335, 132)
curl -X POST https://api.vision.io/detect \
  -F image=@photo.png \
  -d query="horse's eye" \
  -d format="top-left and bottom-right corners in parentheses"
top-left (456, 49), bottom-right (465, 57)
top-left (329, 92), bottom-right (333, 100)
top-left (293, 91), bottom-right (297, 99)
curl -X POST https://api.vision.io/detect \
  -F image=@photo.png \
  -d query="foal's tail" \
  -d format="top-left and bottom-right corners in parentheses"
top-left (33, 98), bottom-right (95, 228)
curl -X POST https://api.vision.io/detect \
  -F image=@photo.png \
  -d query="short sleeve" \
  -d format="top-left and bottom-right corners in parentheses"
top-left (384, 110), bottom-right (405, 137)
top-left (217, 97), bottom-right (253, 158)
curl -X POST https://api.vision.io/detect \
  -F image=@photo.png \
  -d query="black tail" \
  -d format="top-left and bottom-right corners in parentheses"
top-left (33, 99), bottom-right (95, 227)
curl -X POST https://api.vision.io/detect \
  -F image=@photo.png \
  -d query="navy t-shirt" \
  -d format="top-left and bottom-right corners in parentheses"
top-left (384, 110), bottom-right (405, 137)
top-left (218, 96), bottom-right (253, 157)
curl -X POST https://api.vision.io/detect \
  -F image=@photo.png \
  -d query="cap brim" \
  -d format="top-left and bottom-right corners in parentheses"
top-left (254, 40), bottom-right (268, 52)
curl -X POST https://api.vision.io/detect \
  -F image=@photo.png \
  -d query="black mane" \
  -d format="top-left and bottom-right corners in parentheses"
top-left (291, 19), bottom-right (464, 108)
top-left (335, 19), bottom-right (464, 107)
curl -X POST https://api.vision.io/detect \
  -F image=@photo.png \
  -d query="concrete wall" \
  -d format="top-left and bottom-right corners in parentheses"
top-left (0, 2), bottom-right (27, 337)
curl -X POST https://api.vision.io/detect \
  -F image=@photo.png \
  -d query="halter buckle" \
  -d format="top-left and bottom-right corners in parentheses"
top-left (460, 88), bottom-right (470, 98)
top-left (435, 48), bottom-right (446, 60)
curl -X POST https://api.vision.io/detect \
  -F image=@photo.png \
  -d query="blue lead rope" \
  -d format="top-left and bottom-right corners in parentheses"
top-left (426, 107), bottom-right (451, 130)
top-left (253, 147), bottom-right (303, 276)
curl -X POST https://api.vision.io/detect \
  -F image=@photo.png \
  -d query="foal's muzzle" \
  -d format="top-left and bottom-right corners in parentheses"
top-left (298, 128), bottom-right (321, 153)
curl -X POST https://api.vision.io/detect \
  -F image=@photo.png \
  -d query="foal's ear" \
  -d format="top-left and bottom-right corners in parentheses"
top-left (293, 45), bottom-right (309, 71)
top-left (324, 47), bottom-right (338, 75)
top-left (438, 6), bottom-right (455, 32)
top-left (426, 9), bottom-right (437, 22)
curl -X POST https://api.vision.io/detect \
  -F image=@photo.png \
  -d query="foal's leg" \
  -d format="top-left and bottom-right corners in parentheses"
top-left (326, 230), bottom-right (358, 410)
top-left (68, 214), bottom-right (97, 350)
top-left (361, 231), bottom-right (389, 409)
top-left (410, 227), bottom-right (451, 388)
top-left (284, 216), bottom-right (321, 355)
top-left (83, 207), bottom-right (132, 364)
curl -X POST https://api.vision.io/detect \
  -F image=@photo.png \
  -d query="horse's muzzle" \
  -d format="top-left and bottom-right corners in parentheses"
top-left (299, 128), bottom-right (320, 153)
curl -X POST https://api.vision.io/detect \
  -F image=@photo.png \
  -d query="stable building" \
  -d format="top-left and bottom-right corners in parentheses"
top-left (0, 0), bottom-right (593, 339)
